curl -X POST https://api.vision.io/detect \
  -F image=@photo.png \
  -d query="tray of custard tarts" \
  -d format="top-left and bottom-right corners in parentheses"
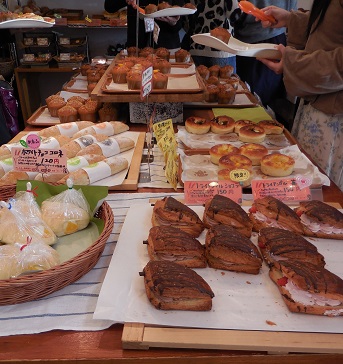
top-left (177, 116), bottom-right (330, 188)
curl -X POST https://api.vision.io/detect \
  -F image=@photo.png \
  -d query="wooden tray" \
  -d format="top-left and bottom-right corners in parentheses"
top-left (62, 78), bottom-right (88, 93)
top-left (122, 322), bottom-right (343, 354)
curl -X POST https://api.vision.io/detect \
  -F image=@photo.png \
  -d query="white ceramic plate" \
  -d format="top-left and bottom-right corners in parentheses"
top-left (192, 33), bottom-right (281, 59)
top-left (142, 7), bottom-right (196, 18)
top-left (0, 18), bottom-right (55, 28)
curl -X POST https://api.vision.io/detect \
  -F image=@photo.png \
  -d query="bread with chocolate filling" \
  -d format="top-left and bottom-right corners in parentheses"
top-left (269, 260), bottom-right (343, 316)
top-left (142, 260), bottom-right (214, 311)
top-left (205, 225), bottom-right (262, 274)
top-left (258, 227), bottom-right (325, 268)
top-left (152, 196), bottom-right (204, 237)
top-left (203, 194), bottom-right (253, 237)
top-left (248, 196), bottom-right (305, 234)
top-left (144, 226), bottom-right (206, 268)
top-left (294, 200), bottom-right (343, 240)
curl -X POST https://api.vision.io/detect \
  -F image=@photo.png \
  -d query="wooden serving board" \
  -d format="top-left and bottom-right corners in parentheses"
top-left (122, 322), bottom-right (343, 354)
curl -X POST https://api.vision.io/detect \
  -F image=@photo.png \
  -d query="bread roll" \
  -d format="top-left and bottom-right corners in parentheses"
top-left (41, 201), bottom-right (90, 237)
top-left (0, 171), bottom-right (39, 186)
top-left (218, 153), bottom-right (253, 187)
top-left (38, 121), bottom-right (94, 138)
top-left (185, 116), bottom-right (211, 134)
top-left (58, 155), bottom-right (128, 185)
top-left (72, 121), bottom-right (129, 139)
top-left (238, 125), bottom-right (266, 143)
top-left (234, 119), bottom-right (254, 134)
top-left (76, 136), bottom-right (135, 158)
top-left (260, 153), bottom-right (295, 177)
top-left (62, 134), bottom-right (109, 159)
top-left (210, 27), bottom-right (231, 43)
top-left (210, 115), bottom-right (235, 134)
top-left (35, 154), bottom-right (105, 183)
top-left (0, 157), bottom-right (14, 179)
top-left (257, 119), bottom-right (284, 135)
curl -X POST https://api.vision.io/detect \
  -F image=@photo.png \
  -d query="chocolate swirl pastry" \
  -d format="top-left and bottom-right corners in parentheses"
top-left (141, 260), bottom-right (214, 311)
top-left (269, 260), bottom-right (343, 316)
top-left (205, 225), bottom-right (262, 274)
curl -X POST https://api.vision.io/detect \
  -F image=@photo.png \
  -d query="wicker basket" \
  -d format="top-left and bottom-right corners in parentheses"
top-left (0, 199), bottom-right (114, 306)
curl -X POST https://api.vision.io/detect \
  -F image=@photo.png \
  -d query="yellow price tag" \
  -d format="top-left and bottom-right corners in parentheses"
top-left (229, 169), bottom-right (251, 182)
top-left (85, 15), bottom-right (92, 23)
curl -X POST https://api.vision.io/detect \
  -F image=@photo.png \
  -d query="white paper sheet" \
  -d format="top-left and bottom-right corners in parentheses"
top-left (94, 203), bottom-right (343, 333)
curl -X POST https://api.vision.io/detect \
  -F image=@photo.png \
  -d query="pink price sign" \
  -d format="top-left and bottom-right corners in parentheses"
top-left (251, 177), bottom-right (312, 202)
top-left (184, 180), bottom-right (242, 205)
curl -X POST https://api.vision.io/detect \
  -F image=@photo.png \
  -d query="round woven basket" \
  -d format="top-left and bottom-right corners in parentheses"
top-left (0, 199), bottom-right (114, 306)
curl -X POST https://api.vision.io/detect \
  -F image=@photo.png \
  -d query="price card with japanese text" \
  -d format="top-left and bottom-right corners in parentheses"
top-left (184, 180), bottom-right (242, 205)
top-left (251, 177), bottom-right (312, 202)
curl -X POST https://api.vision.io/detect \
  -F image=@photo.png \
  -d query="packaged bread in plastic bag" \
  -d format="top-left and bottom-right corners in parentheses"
top-left (0, 244), bottom-right (21, 280)
top-left (0, 183), bottom-right (57, 246)
top-left (17, 237), bottom-right (60, 274)
top-left (41, 179), bottom-right (91, 237)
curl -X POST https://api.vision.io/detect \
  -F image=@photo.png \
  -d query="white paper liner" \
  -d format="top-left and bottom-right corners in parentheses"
top-left (94, 204), bottom-right (343, 333)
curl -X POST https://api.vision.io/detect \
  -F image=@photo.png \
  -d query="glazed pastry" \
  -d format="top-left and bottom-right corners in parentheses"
top-left (258, 227), bottom-right (325, 269)
top-left (269, 260), bottom-right (343, 316)
top-left (260, 153), bottom-right (295, 177)
top-left (209, 143), bottom-right (239, 165)
top-left (142, 260), bottom-right (214, 311)
top-left (144, 226), bottom-right (206, 268)
top-left (257, 119), bottom-right (284, 135)
top-left (152, 196), bottom-right (204, 237)
top-left (294, 200), bottom-right (343, 240)
top-left (248, 196), bottom-right (305, 234)
top-left (205, 225), bottom-right (262, 274)
top-left (239, 143), bottom-right (268, 166)
top-left (203, 194), bottom-right (253, 237)
top-left (210, 115), bottom-right (235, 134)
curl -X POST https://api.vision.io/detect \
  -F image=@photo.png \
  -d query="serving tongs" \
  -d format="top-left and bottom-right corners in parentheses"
top-left (238, 1), bottom-right (277, 24)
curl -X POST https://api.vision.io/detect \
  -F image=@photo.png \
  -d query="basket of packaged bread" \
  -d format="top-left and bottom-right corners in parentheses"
top-left (0, 179), bottom-right (113, 305)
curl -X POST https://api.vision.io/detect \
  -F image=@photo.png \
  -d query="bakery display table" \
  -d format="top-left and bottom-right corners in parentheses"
top-left (1, 112), bottom-right (343, 364)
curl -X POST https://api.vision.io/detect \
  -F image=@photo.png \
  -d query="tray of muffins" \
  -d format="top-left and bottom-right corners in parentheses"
top-left (99, 47), bottom-right (205, 95)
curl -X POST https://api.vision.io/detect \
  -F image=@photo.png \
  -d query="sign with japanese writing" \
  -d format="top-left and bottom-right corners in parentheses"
top-left (140, 65), bottom-right (153, 100)
top-left (251, 177), bottom-right (311, 202)
top-left (11, 133), bottom-right (68, 174)
top-left (184, 180), bottom-right (242, 205)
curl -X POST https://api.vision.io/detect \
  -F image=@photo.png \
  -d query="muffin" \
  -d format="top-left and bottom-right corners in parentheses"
top-left (209, 65), bottom-right (220, 77)
top-left (205, 84), bottom-right (219, 102)
top-left (127, 46), bottom-right (139, 57)
top-left (57, 105), bottom-right (78, 123)
top-left (98, 103), bottom-right (118, 122)
top-left (45, 94), bottom-right (62, 105)
top-left (145, 3), bottom-right (158, 13)
top-left (207, 75), bottom-right (219, 85)
top-left (153, 59), bottom-right (171, 74)
top-left (210, 27), bottom-right (231, 43)
top-left (66, 99), bottom-right (83, 112)
top-left (78, 103), bottom-right (98, 122)
top-left (197, 65), bottom-right (210, 80)
top-left (158, 2), bottom-right (172, 10)
top-left (87, 70), bottom-right (101, 84)
top-left (220, 65), bottom-right (234, 79)
top-left (47, 97), bottom-right (66, 117)
top-left (153, 72), bottom-right (168, 90)
top-left (218, 84), bottom-right (236, 104)
top-left (175, 49), bottom-right (191, 63)
top-left (67, 96), bottom-right (85, 104)
top-left (155, 47), bottom-right (170, 61)
top-left (111, 64), bottom-right (130, 84)
top-left (80, 63), bottom-right (91, 76)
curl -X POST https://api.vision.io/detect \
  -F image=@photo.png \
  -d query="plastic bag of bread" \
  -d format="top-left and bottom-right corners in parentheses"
top-left (0, 184), bottom-right (57, 246)
top-left (0, 244), bottom-right (21, 280)
top-left (16, 238), bottom-right (60, 274)
top-left (41, 179), bottom-right (91, 237)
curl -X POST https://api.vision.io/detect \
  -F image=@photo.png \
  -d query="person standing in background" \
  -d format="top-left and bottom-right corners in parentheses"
top-left (182, 0), bottom-right (239, 69)
top-left (258, 0), bottom-right (343, 191)
top-left (233, 0), bottom-right (297, 111)
top-left (104, 0), bottom-right (185, 50)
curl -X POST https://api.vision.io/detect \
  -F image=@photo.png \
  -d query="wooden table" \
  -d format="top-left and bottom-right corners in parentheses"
top-left (1, 113), bottom-right (343, 364)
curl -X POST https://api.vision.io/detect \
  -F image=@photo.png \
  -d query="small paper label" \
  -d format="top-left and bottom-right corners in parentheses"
top-left (74, 135), bottom-right (97, 148)
top-left (144, 17), bottom-right (154, 32)
top-left (83, 161), bottom-right (111, 183)
top-left (251, 178), bottom-right (312, 202)
top-left (184, 180), bottom-right (242, 205)
top-left (60, 53), bottom-right (71, 61)
top-left (67, 156), bottom-right (90, 172)
top-left (57, 122), bottom-right (80, 137)
top-left (141, 80), bottom-right (152, 100)
top-left (93, 122), bottom-right (114, 135)
top-left (98, 138), bottom-right (120, 157)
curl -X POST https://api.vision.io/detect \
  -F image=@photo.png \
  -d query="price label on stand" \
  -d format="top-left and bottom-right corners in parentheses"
top-left (251, 177), bottom-right (312, 202)
top-left (140, 65), bottom-right (153, 100)
top-left (184, 180), bottom-right (242, 205)
top-left (144, 17), bottom-right (154, 32)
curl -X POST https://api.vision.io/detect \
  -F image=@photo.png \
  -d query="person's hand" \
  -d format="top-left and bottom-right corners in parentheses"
top-left (257, 44), bottom-right (285, 74)
top-left (259, 6), bottom-right (291, 28)
top-left (156, 15), bottom-right (180, 26)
